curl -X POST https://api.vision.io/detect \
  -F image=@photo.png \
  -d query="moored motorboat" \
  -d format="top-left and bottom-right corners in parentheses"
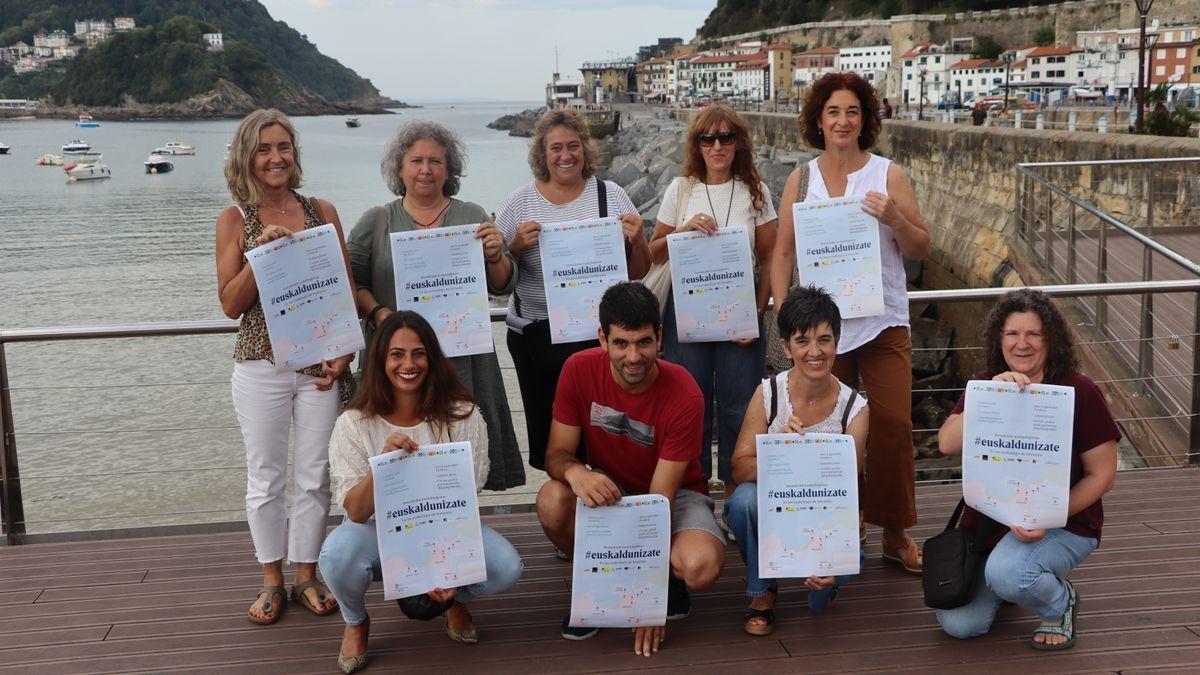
top-left (37, 153), bottom-right (63, 165)
top-left (0, 143), bottom-right (10, 155)
top-left (76, 113), bottom-right (100, 128)
top-left (345, 115), bottom-right (361, 128)
top-left (156, 140), bottom-right (196, 155)
top-left (144, 153), bottom-right (174, 174)
top-left (62, 140), bottom-right (92, 154)
top-left (64, 157), bottom-right (111, 181)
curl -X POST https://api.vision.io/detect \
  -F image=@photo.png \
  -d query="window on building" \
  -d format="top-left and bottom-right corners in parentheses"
top-left (1193, 65), bottom-right (1200, 74)
top-left (1178, 48), bottom-right (1187, 58)
top-left (1155, 65), bottom-right (1165, 76)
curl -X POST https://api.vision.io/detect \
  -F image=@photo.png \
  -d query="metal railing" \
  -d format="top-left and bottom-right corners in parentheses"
top-left (1014, 158), bottom-right (1200, 442)
top-left (5, 281), bottom-right (1199, 544)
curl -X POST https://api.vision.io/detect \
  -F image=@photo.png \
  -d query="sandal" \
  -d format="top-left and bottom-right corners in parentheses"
top-left (1031, 580), bottom-right (1078, 651)
top-left (247, 585), bottom-right (286, 625)
top-left (881, 537), bottom-right (923, 575)
top-left (743, 587), bottom-right (777, 636)
top-left (292, 578), bottom-right (339, 616)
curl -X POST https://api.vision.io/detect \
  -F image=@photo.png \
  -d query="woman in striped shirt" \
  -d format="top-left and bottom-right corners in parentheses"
top-left (495, 108), bottom-right (651, 473)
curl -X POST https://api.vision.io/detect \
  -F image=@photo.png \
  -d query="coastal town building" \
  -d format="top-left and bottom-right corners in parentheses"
top-left (793, 46), bottom-right (838, 87)
top-left (688, 52), bottom-right (753, 99)
top-left (636, 56), bottom-right (674, 103)
top-left (838, 44), bottom-right (892, 87)
top-left (113, 17), bottom-right (136, 32)
top-left (203, 32), bottom-right (224, 51)
top-left (546, 72), bottom-right (586, 109)
top-left (580, 58), bottom-right (637, 104)
top-left (765, 42), bottom-right (795, 103)
top-left (949, 58), bottom-right (1006, 104)
top-left (33, 29), bottom-right (70, 50)
top-left (732, 56), bottom-right (769, 101)
top-left (900, 41), bottom-right (976, 108)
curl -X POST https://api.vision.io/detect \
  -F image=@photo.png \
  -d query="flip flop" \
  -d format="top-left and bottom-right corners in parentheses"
top-left (1031, 580), bottom-right (1078, 651)
top-left (292, 578), bottom-right (339, 616)
top-left (247, 585), bottom-right (286, 625)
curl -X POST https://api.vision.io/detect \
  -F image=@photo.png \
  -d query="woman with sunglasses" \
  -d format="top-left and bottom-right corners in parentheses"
top-left (770, 72), bottom-right (930, 573)
top-left (649, 104), bottom-right (778, 520)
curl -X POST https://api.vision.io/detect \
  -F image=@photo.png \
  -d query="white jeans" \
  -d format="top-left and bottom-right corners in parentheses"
top-left (232, 360), bottom-right (339, 564)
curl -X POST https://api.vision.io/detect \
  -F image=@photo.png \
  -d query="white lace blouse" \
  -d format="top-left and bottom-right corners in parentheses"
top-left (328, 404), bottom-right (490, 509)
top-left (761, 371), bottom-right (868, 434)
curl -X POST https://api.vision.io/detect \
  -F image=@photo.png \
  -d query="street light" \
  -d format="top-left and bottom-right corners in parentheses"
top-left (1135, 0), bottom-right (1156, 133)
top-left (918, 66), bottom-right (927, 120)
top-left (1002, 51), bottom-right (1014, 113)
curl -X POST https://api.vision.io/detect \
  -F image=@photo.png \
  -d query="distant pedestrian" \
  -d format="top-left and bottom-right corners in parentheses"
top-left (883, 97), bottom-right (893, 119)
top-left (971, 106), bottom-right (987, 126)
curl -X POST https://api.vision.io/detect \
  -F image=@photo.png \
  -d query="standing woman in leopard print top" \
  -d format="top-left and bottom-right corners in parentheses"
top-left (216, 108), bottom-right (355, 625)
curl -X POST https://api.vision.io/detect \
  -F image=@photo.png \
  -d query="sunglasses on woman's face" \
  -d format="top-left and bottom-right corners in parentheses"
top-left (697, 131), bottom-right (736, 147)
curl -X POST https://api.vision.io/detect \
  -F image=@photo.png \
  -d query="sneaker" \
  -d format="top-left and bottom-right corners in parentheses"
top-left (718, 512), bottom-right (737, 543)
top-left (560, 616), bottom-right (599, 641)
top-left (666, 576), bottom-right (691, 620)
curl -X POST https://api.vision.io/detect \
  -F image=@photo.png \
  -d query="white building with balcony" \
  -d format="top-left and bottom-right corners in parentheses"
top-left (838, 45), bottom-right (891, 87)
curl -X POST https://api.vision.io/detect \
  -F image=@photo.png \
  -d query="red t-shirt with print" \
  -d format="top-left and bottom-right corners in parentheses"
top-left (552, 347), bottom-right (708, 496)
top-left (952, 373), bottom-right (1121, 549)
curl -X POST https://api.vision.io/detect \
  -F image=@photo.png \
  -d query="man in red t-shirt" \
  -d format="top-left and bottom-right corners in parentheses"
top-left (536, 282), bottom-right (726, 656)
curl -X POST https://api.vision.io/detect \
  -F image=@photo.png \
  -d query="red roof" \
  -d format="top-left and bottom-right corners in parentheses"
top-left (951, 58), bottom-right (989, 69)
top-left (899, 42), bottom-right (935, 59)
top-left (735, 59), bottom-right (768, 71)
top-left (1026, 46), bottom-right (1074, 58)
top-left (1010, 59), bottom-right (1028, 68)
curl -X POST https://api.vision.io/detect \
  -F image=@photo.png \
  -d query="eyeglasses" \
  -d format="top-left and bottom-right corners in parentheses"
top-left (697, 132), bottom-right (736, 147)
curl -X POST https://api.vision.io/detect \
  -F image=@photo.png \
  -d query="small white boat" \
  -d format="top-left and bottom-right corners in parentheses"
top-left (64, 158), bottom-right (111, 181)
top-left (144, 153), bottom-right (174, 174)
top-left (62, 140), bottom-right (92, 154)
top-left (0, 143), bottom-right (10, 155)
top-left (76, 113), bottom-right (100, 128)
top-left (156, 140), bottom-right (196, 155)
top-left (37, 153), bottom-right (63, 165)
top-left (345, 115), bottom-right (361, 128)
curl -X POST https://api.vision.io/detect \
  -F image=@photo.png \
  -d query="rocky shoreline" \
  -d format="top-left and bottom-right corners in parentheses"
top-left (595, 109), bottom-right (964, 476)
top-left (486, 107), bottom-right (544, 137)
top-left (0, 79), bottom-right (413, 121)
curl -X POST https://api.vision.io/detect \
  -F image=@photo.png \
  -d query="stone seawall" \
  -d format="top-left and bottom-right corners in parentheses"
top-left (674, 108), bottom-right (1200, 291)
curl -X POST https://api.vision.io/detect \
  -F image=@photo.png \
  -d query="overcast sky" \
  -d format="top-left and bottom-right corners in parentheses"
top-left (258, 0), bottom-right (716, 103)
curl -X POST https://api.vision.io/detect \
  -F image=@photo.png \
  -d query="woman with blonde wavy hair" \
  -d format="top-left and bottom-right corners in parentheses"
top-left (215, 108), bottom-right (355, 625)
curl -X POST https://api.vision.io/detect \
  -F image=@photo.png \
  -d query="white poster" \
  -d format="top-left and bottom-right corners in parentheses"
top-left (245, 223), bottom-right (365, 372)
top-left (369, 441), bottom-right (487, 600)
top-left (667, 225), bottom-right (758, 342)
top-left (539, 218), bottom-right (628, 344)
top-left (962, 380), bottom-right (1074, 530)
top-left (390, 224), bottom-right (493, 357)
top-left (793, 196), bottom-right (885, 319)
top-left (569, 495), bottom-right (670, 628)
top-left (757, 433), bottom-right (861, 578)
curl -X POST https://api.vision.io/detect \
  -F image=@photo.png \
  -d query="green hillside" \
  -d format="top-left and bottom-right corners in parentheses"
top-left (699, 0), bottom-right (1063, 37)
top-left (0, 0), bottom-right (381, 102)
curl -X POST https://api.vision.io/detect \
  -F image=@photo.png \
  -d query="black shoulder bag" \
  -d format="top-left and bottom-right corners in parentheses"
top-left (921, 499), bottom-right (995, 609)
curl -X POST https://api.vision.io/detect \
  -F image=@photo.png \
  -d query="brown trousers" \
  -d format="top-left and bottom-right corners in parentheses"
top-left (832, 326), bottom-right (918, 530)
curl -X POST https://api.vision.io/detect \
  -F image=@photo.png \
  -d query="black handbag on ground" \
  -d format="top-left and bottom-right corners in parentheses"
top-left (921, 498), bottom-right (994, 610)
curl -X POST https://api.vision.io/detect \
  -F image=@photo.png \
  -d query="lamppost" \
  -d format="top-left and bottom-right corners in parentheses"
top-left (918, 66), bottom-right (927, 120)
top-left (1002, 51), bottom-right (1014, 113)
top-left (1134, 0), bottom-right (1156, 133)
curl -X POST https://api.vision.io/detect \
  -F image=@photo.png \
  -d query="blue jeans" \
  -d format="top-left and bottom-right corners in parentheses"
top-left (663, 292), bottom-right (765, 482)
top-left (724, 482), bottom-right (861, 612)
top-left (318, 517), bottom-right (524, 626)
top-left (936, 528), bottom-right (1098, 639)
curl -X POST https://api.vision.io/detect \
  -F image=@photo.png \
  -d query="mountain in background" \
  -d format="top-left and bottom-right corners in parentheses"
top-left (699, 0), bottom-right (1060, 37)
top-left (0, 0), bottom-right (403, 114)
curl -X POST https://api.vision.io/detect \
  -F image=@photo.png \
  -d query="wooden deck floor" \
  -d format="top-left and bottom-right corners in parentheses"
top-left (0, 468), bottom-right (1197, 674)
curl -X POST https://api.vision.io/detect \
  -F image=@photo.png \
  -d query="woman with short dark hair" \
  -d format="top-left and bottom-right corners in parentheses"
top-left (770, 71), bottom-right (931, 574)
top-left (345, 120), bottom-right (525, 491)
top-left (320, 311), bottom-right (525, 672)
top-left (936, 289), bottom-right (1119, 650)
top-left (726, 285), bottom-right (869, 635)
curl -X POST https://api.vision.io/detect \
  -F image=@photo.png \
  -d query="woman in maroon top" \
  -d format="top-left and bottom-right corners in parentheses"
top-left (936, 289), bottom-right (1119, 650)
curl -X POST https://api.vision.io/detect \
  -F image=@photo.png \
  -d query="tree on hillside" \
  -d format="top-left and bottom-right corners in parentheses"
top-left (1034, 27), bottom-right (1055, 46)
top-left (974, 35), bottom-right (1004, 59)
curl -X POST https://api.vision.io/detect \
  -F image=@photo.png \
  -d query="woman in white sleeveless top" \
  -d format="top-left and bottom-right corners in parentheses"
top-left (769, 72), bottom-right (931, 575)
top-left (726, 285), bottom-right (869, 635)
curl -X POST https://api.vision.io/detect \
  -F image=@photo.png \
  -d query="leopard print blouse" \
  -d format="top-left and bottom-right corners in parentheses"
top-left (232, 193), bottom-right (324, 378)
